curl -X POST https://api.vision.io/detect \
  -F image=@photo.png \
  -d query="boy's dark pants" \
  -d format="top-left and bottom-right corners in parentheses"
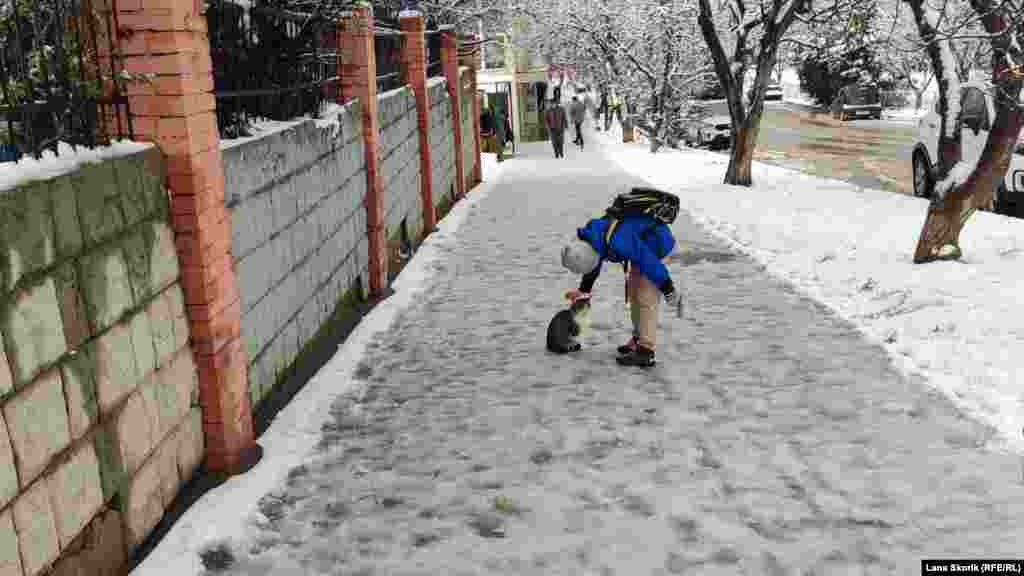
top-left (574, 122), bottom-right (584, 146)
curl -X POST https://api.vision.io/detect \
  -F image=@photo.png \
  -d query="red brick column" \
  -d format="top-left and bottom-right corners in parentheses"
top-left (440, 27), bottom-right (465, 199)
top-left (400, 12), bottom-right (435, 235)
top-left (459, 38), bottom-right (482, 185)
top-left (340, 5), bottom-right (386, 297)
top-left (116, 0), bottom-right (255, 474)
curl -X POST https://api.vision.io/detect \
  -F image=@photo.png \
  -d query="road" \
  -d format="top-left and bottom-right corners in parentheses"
top-left (708, 101), bottom-right (918, 195)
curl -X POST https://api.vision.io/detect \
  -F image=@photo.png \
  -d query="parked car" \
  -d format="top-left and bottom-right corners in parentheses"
top-left (912, 81), bottom-right (1023, 216)
top-left (696, 81), bottom-right (724, 100)
top-left (831, 83), bottom-right (882, 120)
top-left (764, 82), bottom-right (783, 101)
top-left (683, 115), bottom-right (731, 150)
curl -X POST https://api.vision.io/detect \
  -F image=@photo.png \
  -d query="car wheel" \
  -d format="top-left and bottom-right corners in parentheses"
top-left (912, 151), bottom-right (934, 199)
top-left (994, 185), bottom-right (1015, 216)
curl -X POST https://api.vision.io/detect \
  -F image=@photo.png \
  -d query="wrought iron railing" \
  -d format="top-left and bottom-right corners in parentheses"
top-left (426, 27), bottom-right (442, 78)
top-left (206, 0), bottom-right (339, 139)
top-left (0, 0), bottom-right (132, 162)
top-left (374, 17), bottom-right (403, 93)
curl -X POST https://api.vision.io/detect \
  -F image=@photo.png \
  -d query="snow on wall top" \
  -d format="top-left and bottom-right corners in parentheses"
top-left (0, 140), bottom-right (153, 194)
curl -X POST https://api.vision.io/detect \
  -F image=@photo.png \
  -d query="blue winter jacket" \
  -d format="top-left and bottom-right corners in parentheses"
top-left (576, 213), bottom-right (675, 291)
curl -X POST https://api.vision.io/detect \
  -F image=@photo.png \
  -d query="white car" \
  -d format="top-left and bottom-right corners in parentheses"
top-left (764, 82), bottom-right (783, 101)
top-left (911, 81), bottom-right (1023, 216)
top-left (683, 115), bottom-right (731, 150)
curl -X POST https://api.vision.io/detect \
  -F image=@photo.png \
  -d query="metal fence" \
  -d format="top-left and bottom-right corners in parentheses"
top-left (426, 28), bottom-right (442, 78)
top-left (373, 6), bottom-right (403, 94)
top-left (206, 0), bottom-right (339, 139)
top-left (0, 0), bottom-right (132, 162)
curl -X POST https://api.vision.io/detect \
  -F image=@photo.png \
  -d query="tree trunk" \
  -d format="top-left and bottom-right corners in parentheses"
top-left (724, 102), bottom-right (764, 186)
top-left (911, 0), bottom-right (1024, 264)
top-left (725, 121), bottom-right (756, 185)
top-left (913, 108), bottom-right (1024, 263)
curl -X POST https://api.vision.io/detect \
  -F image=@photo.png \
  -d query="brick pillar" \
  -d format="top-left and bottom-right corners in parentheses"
top-left (459, 38), bottom-right (482, 185)
top-left (440, 27), bottom-right (465, 199)
top-left (400, 12), bottom-right (435, 235)
top-left (116, 0), bottom-right (256, 474)
top-left (340, 4), bottom-right (386, 297)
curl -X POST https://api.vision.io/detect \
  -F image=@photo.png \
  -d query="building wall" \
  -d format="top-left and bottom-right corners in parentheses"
top-left (460, 67), bottom-right (476, 191)
top-left (377, 87), bottom-right (424, 246)
top-left (222, 101), bottom-right (369, 408)
top-left (428, 77), bottom-right (457, 213)
top-left (0, 147), bottom-right (202, 576)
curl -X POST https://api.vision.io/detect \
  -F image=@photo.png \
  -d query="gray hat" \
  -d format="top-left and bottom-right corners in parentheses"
top-left (561, 240), bottom-right (600, 274)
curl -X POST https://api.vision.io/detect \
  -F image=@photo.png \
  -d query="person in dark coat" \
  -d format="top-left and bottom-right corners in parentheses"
top-left (544, 99), bottom-right (569, 158)
top-left (600, 91), bottom-right (610, 131)
top-left (570, 95), bottom-right (586, 148)
top-left (494, 106), bottom-right (507, 162)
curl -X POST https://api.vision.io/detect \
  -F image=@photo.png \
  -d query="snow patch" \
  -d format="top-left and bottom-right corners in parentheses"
top-left (312, 102), bottom-right (350, 130)
top-left (220, 117), bottom-right (312, 150)
top-left (0, 140), bottom-right (152, 193)
top-left (378, 85), bottom-right (411, 102)
top-left (129, 155), bottom-right (509, 576)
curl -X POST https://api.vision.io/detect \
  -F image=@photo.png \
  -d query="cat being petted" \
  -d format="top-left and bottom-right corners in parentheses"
top-left (546, 292), bottom-right (592, 354)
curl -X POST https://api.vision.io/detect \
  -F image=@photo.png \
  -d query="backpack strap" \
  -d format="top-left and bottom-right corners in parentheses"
top-left (603, 218), bottom-right (630, 273)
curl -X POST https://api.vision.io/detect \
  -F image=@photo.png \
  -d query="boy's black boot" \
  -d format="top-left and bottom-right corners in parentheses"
top-left (617, 335), bottom-right (639, 355)
top-left (616, 345), bottom-right (655, 367)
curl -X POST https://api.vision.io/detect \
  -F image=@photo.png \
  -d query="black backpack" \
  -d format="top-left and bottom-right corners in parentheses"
top-left (602, 188), bottom-right (679, 266)
top-left (605, 187), bottom-right (680, 225)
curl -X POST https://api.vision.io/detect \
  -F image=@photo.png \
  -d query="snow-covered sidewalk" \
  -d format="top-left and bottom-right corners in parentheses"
top-left (134, 124), bottom-right (1024, 576)
top-left (597, 126), bottom-right (1024, 455)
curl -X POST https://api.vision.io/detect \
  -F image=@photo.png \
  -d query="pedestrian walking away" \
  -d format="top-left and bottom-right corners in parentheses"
top-left (494, 106), bottom-right (507, 162)
top-left (560, 188), bottom-right (683, 367)
top-left (544, 99), bottom-right (569, 158)
top-left (570, 96), bottom-right (586, 148)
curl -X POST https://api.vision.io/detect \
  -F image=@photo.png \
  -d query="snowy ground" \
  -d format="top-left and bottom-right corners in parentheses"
top-left (134, 121), bottom-right (1024, 576)
top-left (132, 155), bottom-right (508, 576)
top-left (595, 127), bottom-right (1024, 456)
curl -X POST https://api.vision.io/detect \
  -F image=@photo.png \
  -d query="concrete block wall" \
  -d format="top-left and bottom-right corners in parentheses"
top-left (428, 77), bottom-right (457, 211)
top-left (223, 101), bottom-right (369, 409)
top-left (0, 148), bottom-right (203, 576)
top-left (376, 87), bottom-right (424, 245)
top-left (459, 68), bottom-right (476, 192)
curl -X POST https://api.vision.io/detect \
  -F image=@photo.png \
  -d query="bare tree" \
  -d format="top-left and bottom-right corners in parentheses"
top-left (697, 0), bottom-right (826, 184)
top-left (905, 0), bottom-right (1024, 263)
top-left (519, 0), bottom-right (710, 151)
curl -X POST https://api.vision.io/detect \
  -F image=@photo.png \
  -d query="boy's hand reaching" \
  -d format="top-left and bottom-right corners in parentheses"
top-left (565, 289), bottom-right (591, 304)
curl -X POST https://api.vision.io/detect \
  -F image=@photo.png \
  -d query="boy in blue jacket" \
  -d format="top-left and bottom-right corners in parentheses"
top-left (561, 210), bottom-right (682, 367)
